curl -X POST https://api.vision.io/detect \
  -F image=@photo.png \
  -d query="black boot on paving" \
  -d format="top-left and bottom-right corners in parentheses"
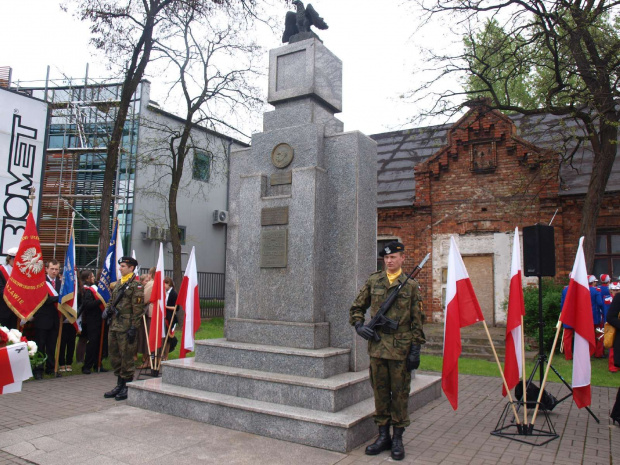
top-left (115, 378), bottom-right (131, 401)
top-left (365, 425), bottom-right (392, 455)
top-left (391, 427), bottom-right (405, 461)
top-left (104, 376), bottom-right (123, 398)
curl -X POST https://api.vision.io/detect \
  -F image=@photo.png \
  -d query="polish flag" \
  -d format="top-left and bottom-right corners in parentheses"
top-left (442, 237), bottom-right (485, 410)
top-left (148, 243), bottom-right (166, 351)
top-left (503, 228), bottom-right (525, 396)
top-left (178, 247), bottom-right (200, 358)
top-left (560, 237), bottom-right (595, 408)
top-left (0, 342), bottom-right (33, 394)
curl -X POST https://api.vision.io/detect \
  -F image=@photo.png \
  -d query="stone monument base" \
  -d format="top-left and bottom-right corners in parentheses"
top-left (128, 339), bottom-right (441, 453)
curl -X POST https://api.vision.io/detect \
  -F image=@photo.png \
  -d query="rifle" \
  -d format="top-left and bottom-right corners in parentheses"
top-left (367, 253), bottom-right (430, 342)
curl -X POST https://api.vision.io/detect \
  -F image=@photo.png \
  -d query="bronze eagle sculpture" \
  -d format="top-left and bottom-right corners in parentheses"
top-left (282, 1), bottom-right (328, 44)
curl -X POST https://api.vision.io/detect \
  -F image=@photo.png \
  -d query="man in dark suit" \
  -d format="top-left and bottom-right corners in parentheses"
top-left (0, 247), bottom-right (18, 329)
top-left (34, 260), bottom-right (61, 375)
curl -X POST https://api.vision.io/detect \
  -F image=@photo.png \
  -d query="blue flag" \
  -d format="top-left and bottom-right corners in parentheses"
top-left (97, 218), bottom-right (119, 304)
top-left (58, 217), bottom-right (78, 324)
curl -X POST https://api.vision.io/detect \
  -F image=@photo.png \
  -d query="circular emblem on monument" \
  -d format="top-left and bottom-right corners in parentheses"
top-left (271, 143), bottom-right (294, 169)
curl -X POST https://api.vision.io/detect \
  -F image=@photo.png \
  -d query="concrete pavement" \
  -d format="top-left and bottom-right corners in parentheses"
top-left (0, 370), bottom-right (618, 464)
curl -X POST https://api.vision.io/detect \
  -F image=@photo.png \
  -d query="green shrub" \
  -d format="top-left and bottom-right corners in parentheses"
top-left (523, 278), bottom-right (565, 351)
top-left (200, 299), bottom-right (224, 309)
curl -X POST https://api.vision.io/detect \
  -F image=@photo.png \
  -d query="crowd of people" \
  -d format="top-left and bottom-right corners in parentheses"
top-left (0, 249), bottom-right (179, 391)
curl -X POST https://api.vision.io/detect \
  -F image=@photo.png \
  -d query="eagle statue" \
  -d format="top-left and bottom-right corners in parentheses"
top-left (282, 1), bottom-right (328, 44)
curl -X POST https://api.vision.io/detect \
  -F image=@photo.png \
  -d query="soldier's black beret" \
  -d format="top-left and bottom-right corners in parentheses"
top-left (379, 241), bottom-right (405, 257)
top-left (118, 256), bottom-right (139, 268)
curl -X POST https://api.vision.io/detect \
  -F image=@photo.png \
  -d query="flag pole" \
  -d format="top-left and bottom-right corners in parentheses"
top-left (142, 314), bottom-right (154, 370)
top-left (521, 315), bottom-right (528, 425)
top-left (481, 320), bottom-right (522, 425)
top-left (530, 320), bottom-right (562, 427)
top-left (158, 305), bottom-right (178, 371)
top-left (97, 322), bottom-right (105, 372)
top-left (54, 313), bottom-right (64, 376)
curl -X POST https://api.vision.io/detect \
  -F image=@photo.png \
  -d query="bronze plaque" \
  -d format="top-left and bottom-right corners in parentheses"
top-left (270, 171), bottom-right (292, 186)
top-left (260, 229), bottom-right (288, 268)
top-left (261, 206), bottom-right (289, 226)
top-left (271, 143), bottom-right (294, 169)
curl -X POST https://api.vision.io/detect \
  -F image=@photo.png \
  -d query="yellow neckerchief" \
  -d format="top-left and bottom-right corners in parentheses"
top-left (120, 273), bottom-right (134, 285)
top-left (386, 269), bottom-right (402, 285)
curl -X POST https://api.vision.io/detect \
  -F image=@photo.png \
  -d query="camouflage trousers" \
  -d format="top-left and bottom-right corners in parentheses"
top-left (108, 329), bottom-right (137, 380)
top-left (369, 357), bottom-right (412, 427)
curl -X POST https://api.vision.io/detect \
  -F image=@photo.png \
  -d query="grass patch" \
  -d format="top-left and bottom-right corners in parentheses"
top-left (420, 353), bottom-right (617, 388)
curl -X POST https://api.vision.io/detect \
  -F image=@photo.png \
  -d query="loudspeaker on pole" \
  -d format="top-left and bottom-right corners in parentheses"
top-left (523, 224), bottom-right (556, 277)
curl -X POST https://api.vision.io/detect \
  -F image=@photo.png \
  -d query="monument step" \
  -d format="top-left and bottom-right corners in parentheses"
top-left (162, 358), bottom-right (373, 413)
top-left (195, 338), bottom-right (350, 379)
top-left (128, 373), bottom-right (442, 453)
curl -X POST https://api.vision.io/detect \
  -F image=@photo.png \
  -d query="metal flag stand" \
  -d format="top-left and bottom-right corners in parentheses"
top-left (491, 399), bottom-right (558, 446)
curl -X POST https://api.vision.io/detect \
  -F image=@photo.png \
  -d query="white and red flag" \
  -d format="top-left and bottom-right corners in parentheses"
top-left (503, 227), bottom-right (525, 396)
top-left (560, 237), bottom-right (595, 408)
top-left (0, 342), bottom-right (33, 394)
top-left (148, 243), bottom-right (166, 351)
top-left (178, 247), bottom-right (200, 358)
top-left (3, 212), bottom-right (48, 320)
top-left (442, 236), bottom-right (484, 410)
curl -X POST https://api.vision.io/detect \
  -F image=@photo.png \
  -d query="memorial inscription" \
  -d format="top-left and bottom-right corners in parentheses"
top-left (260, 229), bottom-right (288, 268)
top-left (261, 206), bottom-right (289, 226)
top-left (270, 171), bottom-right (292, 186)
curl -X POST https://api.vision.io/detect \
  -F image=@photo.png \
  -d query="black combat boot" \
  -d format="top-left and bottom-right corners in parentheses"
top-left (104, 376), bottom-right (123, 398)
top-left (115, 378), bottom-right (131, 401)
top-left (391, 427), bottom-right (405, 461)
top-left (365, 425), bottom-right (392, 455)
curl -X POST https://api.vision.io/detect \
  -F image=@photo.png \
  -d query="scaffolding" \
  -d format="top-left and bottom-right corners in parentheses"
top-left (15, 70), bottom-right (141, 268)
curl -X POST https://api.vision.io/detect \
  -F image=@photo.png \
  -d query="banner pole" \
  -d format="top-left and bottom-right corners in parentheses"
top-left (481, 320), bottom-right (522, 425)
top-left (143, 314), bottom-right (153, 370)
top-left (158, 305), bottom-right (178, 371)
top-left (97, 321), bottom-right (105, 372)
top-left (530, 320), bottom-right (562, 427)
top-left (521, 315), bottom-right (528, 425)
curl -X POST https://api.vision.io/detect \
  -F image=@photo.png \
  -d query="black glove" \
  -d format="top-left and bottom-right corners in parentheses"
top-left (355, 321), bottom-right (374, 341)
top-left (101, 309), bottom-right (109, 320)
top-left (127, 326), bottom-right (137, 344)
top-left (406, 344), bottom-right (421, 371)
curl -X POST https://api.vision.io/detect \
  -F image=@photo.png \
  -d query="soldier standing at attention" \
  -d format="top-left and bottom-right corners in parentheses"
top-left (349, 241), bottom-right (425, 461)
top-left (102, 257), bottom-right (144, 401)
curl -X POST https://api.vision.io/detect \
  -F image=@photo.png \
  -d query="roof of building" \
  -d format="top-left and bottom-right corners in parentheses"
top-left (371, 111), bottom-right (620, 208)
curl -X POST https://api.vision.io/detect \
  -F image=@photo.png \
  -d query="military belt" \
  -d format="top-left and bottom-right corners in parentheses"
top-left (378, 325), bottom-right (411, 335)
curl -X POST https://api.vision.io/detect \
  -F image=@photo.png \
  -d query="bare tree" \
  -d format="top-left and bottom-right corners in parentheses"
top-left (64, 0), bottom-right (262, 263)
top-left (138, 4), bottom-right (262, 285)
top-left (410, 0), bottom-right (620, 267)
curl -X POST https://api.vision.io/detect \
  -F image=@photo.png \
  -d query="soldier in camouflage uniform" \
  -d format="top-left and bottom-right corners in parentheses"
top-left (103, 257), bottom-right (144, 401)
top-left (350, 241), bottom-right (425, 461)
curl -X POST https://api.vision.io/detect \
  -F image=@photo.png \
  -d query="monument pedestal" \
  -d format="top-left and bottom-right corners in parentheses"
top-left (129, 38), bottom-right (441, 452)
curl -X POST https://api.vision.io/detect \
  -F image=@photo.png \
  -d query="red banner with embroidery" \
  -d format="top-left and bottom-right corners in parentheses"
top-left (2, 213), bottom-right (48, 320)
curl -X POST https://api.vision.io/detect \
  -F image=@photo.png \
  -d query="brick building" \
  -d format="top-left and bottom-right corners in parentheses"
top-left (372, 99), bottom-right (620, 325)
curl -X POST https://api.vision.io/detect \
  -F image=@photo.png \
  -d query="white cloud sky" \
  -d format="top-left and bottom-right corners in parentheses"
top-left (0, 0), bottom-right (462, 139)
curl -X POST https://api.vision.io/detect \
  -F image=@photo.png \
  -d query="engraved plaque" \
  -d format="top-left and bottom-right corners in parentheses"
top-left (261, 206), bottom-right (289, 226)
top-left (271, 143), bottom-right (294, 169)
top-left (260, 229), bottom-right (288, 268)
top-left (270, 171), bottom-right (292, 186)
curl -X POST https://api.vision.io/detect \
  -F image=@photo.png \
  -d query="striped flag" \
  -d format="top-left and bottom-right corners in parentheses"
top-left (149, 243), bottom-right (166, 351)
top-left (442, 236), bottom-right (484, 410)
top-left (0, 342), bottom-right (32, 394)
top-left (178, 247), bottom-right (200, 358)
top-left (97, 218), bottom-right (120, 305)
top-left (58, 215), bottom-right (79, 330)
top-left (560, 237), bottom-right (595, 408)
top-left (503, 227), bottom-right (525, 396)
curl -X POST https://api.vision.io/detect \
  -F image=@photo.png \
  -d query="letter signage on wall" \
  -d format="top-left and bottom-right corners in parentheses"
top-left (0, 88), bottom-right (47, 258)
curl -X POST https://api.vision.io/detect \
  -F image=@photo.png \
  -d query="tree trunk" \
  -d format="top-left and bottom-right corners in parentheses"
top-left (580, 120), bottom-right (618, 270)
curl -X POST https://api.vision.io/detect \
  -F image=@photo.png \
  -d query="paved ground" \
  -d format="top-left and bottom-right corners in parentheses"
top-left (0, 370), bottom-right (618, 464)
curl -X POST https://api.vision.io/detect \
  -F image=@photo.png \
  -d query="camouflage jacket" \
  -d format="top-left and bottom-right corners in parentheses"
top-left (106, 276), bottom-right (145, 332)
top-left (349, 270), bottom-right (425, 360)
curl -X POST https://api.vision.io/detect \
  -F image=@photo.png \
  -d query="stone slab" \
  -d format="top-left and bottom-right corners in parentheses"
top-left (226, 318), bottom-right (329, 349)
top-left (195, 338), bottom-right (350, 379)
top-left (268, 39), bottom-right (342, 113)
top-left (128, 374), bottom-right (442, 453)
top-left (161, 358), bottom-right (373, 412)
